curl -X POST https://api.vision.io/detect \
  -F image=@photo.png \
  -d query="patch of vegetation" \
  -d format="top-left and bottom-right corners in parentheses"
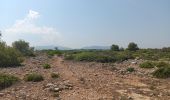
top-left (24, 73), bottom-right (44, 82)
top-left (133, 49), bottom-right (170, 61)
top-left (12, 40), bottom-right (35, 56)
top-left (62, 43), bottom-right (170, 63)
top-left (51, 73), bottom-right (59, 79)
top-left (139, 61), bottom-right (155, 68)
top-left (46, 50), bottom-right (62, 56)
top-left (111, 44), bottom-right (119, 51)
top-left (127, 42), bottom-right (139, 51)
top-left (64, 54), bottom-right (74, 60)
top-left (0, 73), bottom-right (19, 89)
top-left (126, 67), bottom-right (135, 72)
top-left (0, 41), bottom-right (23, 67)
top-left (156, 62), bottom-right (169, 68)
top-left (43, 64), bottom-right (51, 69)
top-left (152, 67), bottom-right (170, 78)
top-left (64, 50), bottom-right (133, 63)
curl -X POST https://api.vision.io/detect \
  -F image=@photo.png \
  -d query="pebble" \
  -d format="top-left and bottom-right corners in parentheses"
top-left (0, 93), bottom-right (4, 96)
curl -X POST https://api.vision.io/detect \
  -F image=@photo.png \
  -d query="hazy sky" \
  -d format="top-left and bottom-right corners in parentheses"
top-left (0, 0), bottom-right (170, 48)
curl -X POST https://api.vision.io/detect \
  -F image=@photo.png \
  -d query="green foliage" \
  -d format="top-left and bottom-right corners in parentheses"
top-left (43, 64), bottom-right (51, 69)
top-left (111, 44), bottom-right (119, 51)
top-left (47, 50), bottom-right (62, 56)
top-left (73, 52), bottom-right (116, 63)
top-left (0, 73), bottom-right (19, 89)
top-left (74, 52), bottom-right (97, 61)
top-left (51, 73), bottom-right (59, 79)
top-left (63, 50), bottom-right (134, 63)
top-left (153, 67), bottom-right (170, 78)
top-left (24, 73), bottom-right (44, 82)
top-left (12, 40), bottom-right (34, 56)
top-left (63, 47), bottom-right (170, 63)
top-left (133, 49), bottom-right (170, 61)
top-left (0, 41), bottom-right (23, 67)
top-left (115, 51), bottom-right (134, 62)
top-left (127, 42), bottom-right (139, 51)
top-left (126, 67), bottom-right (135, 72)
top-left (156, 62), bottom-right (169, 68)
top-left (139, 61), bottom-right (155, 68)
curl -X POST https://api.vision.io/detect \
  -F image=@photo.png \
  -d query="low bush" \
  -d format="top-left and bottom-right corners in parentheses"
top-left (0, 42), bottom-right (23, 67)
top-left (43, 64), bottom-right (51, 69)
top-left (47, 50), bottom-right (62, 56)
top-left (24, 73), bottom-right (44, 82)
top-left (51, 73), bottom-right (59, 79)
top-left (152, 67), bottom-right (170, 78)
top-left (74, 52), bottom-right (97, 62)
top-left (0, 73), bottom-right (19, 89)
top-left (12, 40), bottom-right (34, 56)
top-left (126, 67), bottom-right (135, 72)
top-left (156, 62), bottom-right (169, 68)
top-left (63, 50), bottom-right (134, 63)
top-left (139, 61), bottom-right (155, 68)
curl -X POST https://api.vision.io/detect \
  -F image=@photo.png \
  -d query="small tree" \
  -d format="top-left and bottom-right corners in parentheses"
top-left (119, 47), bottom-right (124, 51)
top-left (127, 42), bottom-right (139, 51)
top-left (0, 31), bottom-right (1, 37)
top-left (55, 47), bottom-right (58, 50)
top-left (12, 40), bottom-right (34, 56)
top-left (111, 44), bottom-right (119, 51)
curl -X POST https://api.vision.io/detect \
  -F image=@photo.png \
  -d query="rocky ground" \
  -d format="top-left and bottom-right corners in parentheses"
top-left (0, 54), bottom-right (170, 100)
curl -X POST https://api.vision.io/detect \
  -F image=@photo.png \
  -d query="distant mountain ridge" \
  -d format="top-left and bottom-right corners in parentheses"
top-left (35, 45), bottom-right (72, 50)
top-left (35, 45), bottom-right (111, 50)
top-left (81, 46), bottom-right (110, 50)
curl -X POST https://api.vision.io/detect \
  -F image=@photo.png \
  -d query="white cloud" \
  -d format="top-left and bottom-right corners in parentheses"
top-left (3, 10), bottom-right (61, 46)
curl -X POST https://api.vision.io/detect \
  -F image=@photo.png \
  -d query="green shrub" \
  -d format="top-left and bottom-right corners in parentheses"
top-left (74, 52), bottom-right (96, 62)
top-left (111, 44), bottom-right (119, 51)
top-left (152, 67), bottom-right (170, 78)
top-left (74, 52), bottom-right (116, 63)
top-left (12, 40), bottom-right (34, 56)
top-left (115, 51), bottom-right (133, 62)
top-left (127, 42), bottom-right (139, 51)
top-left (51, 73), bottom-right (59, 79)
top-left (126, 67), bottom-right (135, 72)
top-left (24, 73), bottom-right (44, 82)
top-left (139, 61), bottom-right (155, 68)
top-left (47, 50), bottom-right (62, 56)
top-left (0, 73), bottom-right (19, 89)
top-left (43, 64), bottom-right (51, 69)
top-left (156, 62), bottom-right (169, 68)
top-left (0, 42), bottom-right (23, 67)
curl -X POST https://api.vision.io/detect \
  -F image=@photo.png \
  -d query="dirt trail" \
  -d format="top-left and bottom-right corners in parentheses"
top-left (51, 56), bottom-right (156, 100)
top-left (52, 57), bottom-right (114, 99)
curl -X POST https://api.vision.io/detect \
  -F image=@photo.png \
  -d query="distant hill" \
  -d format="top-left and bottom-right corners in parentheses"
top-left (81, 46), bottom-right (110, 50)
top-left (35, 45), bottom-right (72, 50)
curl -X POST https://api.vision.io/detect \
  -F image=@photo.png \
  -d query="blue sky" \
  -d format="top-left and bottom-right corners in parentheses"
top-left (0, 0), bottom-right (170, 48)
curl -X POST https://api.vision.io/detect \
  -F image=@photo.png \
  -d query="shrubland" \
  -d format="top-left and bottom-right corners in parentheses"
top-left (24, 73), bottom-right (44, 82)
top-left (12, 40), bottom-right (35, 56)
top-left (0, 33), bottom-right (35, 67)
top-left (0, 41), bottom-right (23, 67)
top-left (0, 73), bottom-right (19, 89)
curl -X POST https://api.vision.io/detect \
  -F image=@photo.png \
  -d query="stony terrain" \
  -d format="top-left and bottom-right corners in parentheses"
top-left (0, 54), bottom-right (170, 100)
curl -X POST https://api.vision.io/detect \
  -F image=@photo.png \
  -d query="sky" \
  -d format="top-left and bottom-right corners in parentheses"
top-left (0, 0), bottom-right (170, 48)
